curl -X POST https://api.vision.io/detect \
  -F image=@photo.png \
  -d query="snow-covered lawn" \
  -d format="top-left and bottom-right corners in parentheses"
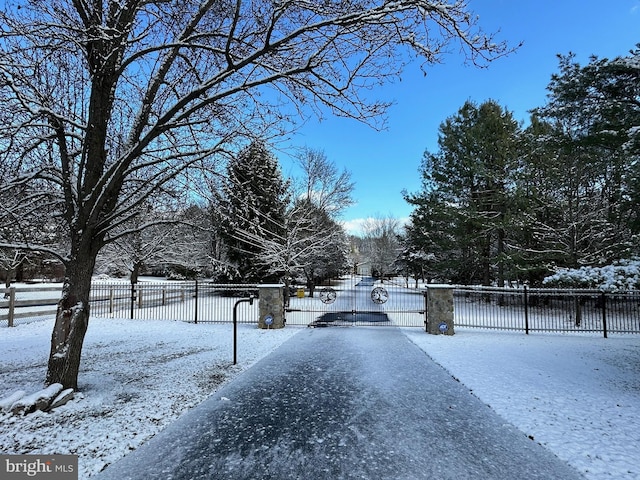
top-left (0, 318), bottom-right (302, 478)
top-left (403, 329), bottom-right (640, 480)
top-left (1, 318), bottom-right (639, 480)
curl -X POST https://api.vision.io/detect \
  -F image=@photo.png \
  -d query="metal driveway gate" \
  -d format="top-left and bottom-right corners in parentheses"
top-left (285, 275), bottom-right (426, 327)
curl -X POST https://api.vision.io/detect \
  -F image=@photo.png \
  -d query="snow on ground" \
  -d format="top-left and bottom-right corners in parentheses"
top-left (1, 317), bottom-right (639, 480)
top-left (403, 328), bottom-right (640, 480)
top-left (0, 318), bottom-right (301, 478)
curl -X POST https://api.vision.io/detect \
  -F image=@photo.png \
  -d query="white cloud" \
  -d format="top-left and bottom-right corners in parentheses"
top-left (340, 216), bottom-right (410, 237)
top-left (340, 218), bottom-right (369, 236)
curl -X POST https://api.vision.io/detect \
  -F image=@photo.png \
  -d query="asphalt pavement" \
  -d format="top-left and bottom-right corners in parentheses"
top-left (95, 327), bottom-right (584, 480)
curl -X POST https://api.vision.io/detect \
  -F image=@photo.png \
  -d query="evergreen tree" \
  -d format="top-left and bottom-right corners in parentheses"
top-left (531, 49), bottom-right (639, 266)
top-left (408, 100), bottom-right (521, 285)
top-left (402, 191), bottom-right (453, 283)
top-left (404, 49), bottom-right (639, 286)
top-left (214, 141), bottom-right (290, 283)
top-left (509, 115), bottom-right (568, 284)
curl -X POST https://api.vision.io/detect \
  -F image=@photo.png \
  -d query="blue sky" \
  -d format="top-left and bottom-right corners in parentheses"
top-left (278, 1), bottom-right (640, 235)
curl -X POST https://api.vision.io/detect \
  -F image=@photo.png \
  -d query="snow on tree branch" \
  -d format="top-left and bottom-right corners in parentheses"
top-left (0, 0), bottom-right (514, 389)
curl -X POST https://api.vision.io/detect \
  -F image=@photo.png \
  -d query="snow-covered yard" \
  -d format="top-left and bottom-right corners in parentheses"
top-left (0, 318), bottom-right (301, 478)
top-left (403, 329), bottom-right (640, 480)
top-left (1, 317), bottom-right (639, 480)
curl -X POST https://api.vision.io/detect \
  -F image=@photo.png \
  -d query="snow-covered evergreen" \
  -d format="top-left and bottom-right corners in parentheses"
top-left (543, 258), bottom-right (640, 291)
top-left (213, 141), bottom-right (291, 282)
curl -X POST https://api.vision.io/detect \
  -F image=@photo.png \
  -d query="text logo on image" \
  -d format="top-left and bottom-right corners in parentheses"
top-left (1, 455), bottom-right (78, 480)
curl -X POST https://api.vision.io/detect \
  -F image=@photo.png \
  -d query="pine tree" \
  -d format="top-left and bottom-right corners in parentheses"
top-left (214, 141), bottom-right (290, 283)
top-left (408, 100), bottom-right (521, 285)
top-left (403, 189), bottom-right (454, 283)
top-left (530, 49), bottom-right (639, 266)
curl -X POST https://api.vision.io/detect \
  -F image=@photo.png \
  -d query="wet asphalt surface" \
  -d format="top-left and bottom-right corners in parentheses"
top-left (96, 327), bottom-right (583, 480)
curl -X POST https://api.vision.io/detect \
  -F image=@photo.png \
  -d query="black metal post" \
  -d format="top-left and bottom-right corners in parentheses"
top-left (424, 290), bottom-right (429, 332)
top-left (194, 280), bottom-right (199, 324)
top-left (233, 296), bottom-right (254, 365)
top-left (601, 292), bottom-right (608, 339)
top-left (130, 283), bottom-right (135, 320)
top-left (524, 286), bottom-right (529, 335)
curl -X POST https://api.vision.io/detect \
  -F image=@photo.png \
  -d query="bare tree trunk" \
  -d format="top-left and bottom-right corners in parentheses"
top-left (46, 241), bottom-right (98, 390)
top-left (497, 227), bottom-right (505, 288)
top-left (303, 267), bottom-right (316, 298)
top-left (283, 277), bottom-right (291, 308)
top-left (3, 269), bottom-right (12, 298)
top-left (130, 261), bottom-right (141, 285)
top-left (482, 234), bottom-right (492, 286)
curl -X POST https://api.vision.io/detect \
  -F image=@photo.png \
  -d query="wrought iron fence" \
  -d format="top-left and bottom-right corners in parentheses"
top-left (453, 286), bottom-right (640, 336)
top-left (6, 280), bottom-right (639, 336)
top-left (1, 282), bottom-right (260, 326)
top-left (89, 281), bottom-right (259, 323)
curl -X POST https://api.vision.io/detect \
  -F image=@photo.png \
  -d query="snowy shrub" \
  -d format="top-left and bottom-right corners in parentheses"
top-left (542, 259), bottom-right (640, 292)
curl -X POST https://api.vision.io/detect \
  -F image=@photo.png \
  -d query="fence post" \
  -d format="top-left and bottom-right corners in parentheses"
top-left (109, 288), bottom-right (115, 314)
top-left (130, 283), bottom-right (135, 319)
top-left (601, 292), bottom-right (608, 339)
top-left (8, 287), bottom-right (15, 327)
top-left (423, 290), bottom-right (429, 332)
top-left (258, 284), bottom-right (285, 329)
top-left (194, 280), bottom-right (199, 324)
top-left (524, 286), bottom-right (529, 335)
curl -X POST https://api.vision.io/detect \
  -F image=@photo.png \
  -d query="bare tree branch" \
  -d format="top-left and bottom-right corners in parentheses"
top-left (0, 0), bottom-right (514, 389)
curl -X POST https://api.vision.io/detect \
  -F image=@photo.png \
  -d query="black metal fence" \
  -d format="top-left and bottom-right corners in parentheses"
top-left (5, 280), bottom-right (639, 336)
top-left (1, 282), bottom-right (260, 326)
top-left (89, 281), bottom-right (259, 323)
top-left (453, 286), bottom-right (640, 336)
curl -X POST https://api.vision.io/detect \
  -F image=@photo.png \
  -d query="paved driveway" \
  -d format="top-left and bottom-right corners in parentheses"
top-left (96, 327), bottom-right (583, 479)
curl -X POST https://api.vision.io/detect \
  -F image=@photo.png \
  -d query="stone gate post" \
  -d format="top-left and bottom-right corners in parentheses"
top-left (258, 284), bottom-right (285, 329)
top-left (425, 285), bottom-right (455, 336)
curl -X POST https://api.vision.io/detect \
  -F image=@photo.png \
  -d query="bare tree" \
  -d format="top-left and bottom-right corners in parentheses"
top-left (0, 189), bottom-right (63, 292)
top-left (0, 249), bottom-right (27, 296)
top-left (228, 199), bottom-right (349, 299)
top-left (0, 0), bottom-right (512, 390)
top-left (362, 215), bottom-right (402, 278)
top-left (96, 205), bottom-right (210, 282)
top-left (294, 147), bottom-right (355, 216)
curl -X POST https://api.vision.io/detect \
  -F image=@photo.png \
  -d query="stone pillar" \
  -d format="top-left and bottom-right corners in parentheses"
top-left (426, 285), bottom-right (454, 336)
top-left (258, 284), bottom-right (285, 329)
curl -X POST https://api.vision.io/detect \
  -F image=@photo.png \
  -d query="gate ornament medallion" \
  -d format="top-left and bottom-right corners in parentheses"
top-left (371, 287), bottom-right (389, 304)
top-left (319, 287), bottom-right (337, 304)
